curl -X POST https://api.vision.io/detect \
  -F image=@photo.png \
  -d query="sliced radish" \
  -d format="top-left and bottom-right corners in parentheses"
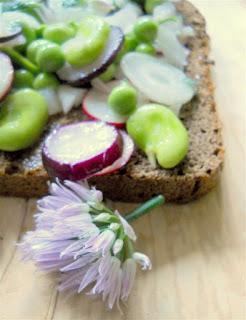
top-left (94, 130), bottom-right (134, 176)
top-left (1, 11), bottom-right (40, 29)
top-left (0, 53), bottom-right (14, 102)
top-left (57, 26), bottom-right (124, 86)
top-left (58, 85), bottom-right (87, 114)
top-left (121, 52), bottom-right (196, 114)
top-left (83, 89), bottom-right (127, 128)
top-left (42, 121), bottom-right (122, 181)
top-left (0, 21), bottom-right (22, 43)
top-left (38, 88), bottom-right (62, 115)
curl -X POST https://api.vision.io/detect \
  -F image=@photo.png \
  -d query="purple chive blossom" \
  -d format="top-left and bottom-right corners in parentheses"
top-left (18, 179), bottom-right (152, 311)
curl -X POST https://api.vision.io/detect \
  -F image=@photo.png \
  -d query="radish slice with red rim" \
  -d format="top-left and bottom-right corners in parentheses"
top-left (83, 89), bottom-right (127, 128)
top-left (57, 26), bottom-right (124, 86)
top-left (94, 130), bottom-right (134, 176)
top-left (42, 121), bottom-right (122, 181)
top-left (0, 52), bottom-right (14, 102)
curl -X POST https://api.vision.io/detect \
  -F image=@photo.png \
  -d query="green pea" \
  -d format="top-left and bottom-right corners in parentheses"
top-left (27, 39), bottom-right (51, 63)
top-left (127, 104), bottom-right (189, 168)
top-left (134, 17), bottom-right (158, 43)
top-left (135, 43), bottom-right (155, 55)
top-left (145, 0), bottom-right (165, 14)
top-left (43, 23), bottom-right (75, 44)
top-left (63, 16), bottom-right (110, 67)
top-left (115, 32), bottom-right (139, 63)
top-left (33, 72), bottom-right (59, 89)
top-left (108, 83), bottom-right (137, 116)
top-left (99, 64), bottom-right (116, 82)
top-left (0, 89), bottom-right (48, 152)
top-left (13, 69), bottom-right (34, 88)
top-left (36, 43), bottom-right (65, 72)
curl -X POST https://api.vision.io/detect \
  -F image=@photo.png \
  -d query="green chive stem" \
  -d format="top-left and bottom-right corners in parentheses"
top-left (125, 195), bottom-right (165, 222)
top-left (1, 47), bottom-right (40, 74)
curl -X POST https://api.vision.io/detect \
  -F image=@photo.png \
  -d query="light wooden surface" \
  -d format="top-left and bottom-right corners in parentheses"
top-left (0, 1), bottom-right (245, 319)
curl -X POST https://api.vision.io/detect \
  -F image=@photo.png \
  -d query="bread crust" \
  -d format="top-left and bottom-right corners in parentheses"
top-left (0, 0), bottom-right (224, 202)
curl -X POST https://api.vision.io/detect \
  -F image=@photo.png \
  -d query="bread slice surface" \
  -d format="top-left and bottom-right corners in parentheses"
top-left (0, 0), bottom-right (224, 202)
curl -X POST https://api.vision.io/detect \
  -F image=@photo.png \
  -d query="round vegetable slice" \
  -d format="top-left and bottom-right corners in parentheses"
top-left (83, 89), bottom-right (127, 128)
top-left (0, 21), bottom-right (22, 43)
top-left (94, 130), bottom-right (134, 176)
top-left (42, 121), bottom-right (122, 180)
top-left (57, 26), bottom-right (124, 86)
top-left (121, 52), bottom-right (196, 114)
top-left (0, 53), bottom-right (14, 102)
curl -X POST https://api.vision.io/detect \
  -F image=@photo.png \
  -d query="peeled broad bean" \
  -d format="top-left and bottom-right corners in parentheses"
top-left (43, 23), bottom-right (75, 44)
top-left (0, 89), bottom-right (48, 151)
top-left (36, 43), bottom-right (65, 72)
top-left (62, 16), bottom-right (110, 67)
top-left (127, 104), bottom-right (189, 168)
top-left (135, 43), bottom-right (155, 55)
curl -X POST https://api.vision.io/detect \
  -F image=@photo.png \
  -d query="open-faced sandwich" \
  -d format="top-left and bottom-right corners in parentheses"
top-left (0, 0), bottom-right (224, 202)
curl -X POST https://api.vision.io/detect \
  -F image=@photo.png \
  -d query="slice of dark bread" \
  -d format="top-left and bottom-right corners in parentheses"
top-left (0, 0), bottom-right (224, 202)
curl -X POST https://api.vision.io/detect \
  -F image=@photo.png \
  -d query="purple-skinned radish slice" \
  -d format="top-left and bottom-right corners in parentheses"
top-left (42, 121), bottom-right (122, 181)
top-left (57, 26), bottom-right (124, 86)
top-left (83, 89), bottom-right (127, 128)
top-left (94, 130), bottom-right (134, 176)
top-left (0, 53), bottom-right (14, 102)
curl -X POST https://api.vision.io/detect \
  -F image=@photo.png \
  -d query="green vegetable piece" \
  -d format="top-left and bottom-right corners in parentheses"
top-left (108, 83), bottom-right (137, 116)
top-left (99, 64), bottom-right (116, 82)
top-left (36, 43), bottom-right (65, 72)
top-left (135, 43), bottom-right (155, 55)
top-left (63, 16), bottom-right (110, 67)
top-left (36, 24), bottom-right (46, 38)
top-left (2, 47), bottom-right (39, 74)
top-left (115, 32), bottom-right (139, 63)
top-left (33, 72), bottom-right (59, 89)
top-left (43, 23), bottom-right (75, 44)
top-left (127, 104), bottom-right (189, 168)
top-left (19, 22), bottom-right (36, 46)
top-left (0, 89), bottom-right (48, 152)
top-left (13, 69), bottom-right (34, 88)
top-left (133, 17), bottom-right (158, 43)
top-left (145, 0), bottom-right (165, 14)
top-left (27, 39), bottom-right (51, 63)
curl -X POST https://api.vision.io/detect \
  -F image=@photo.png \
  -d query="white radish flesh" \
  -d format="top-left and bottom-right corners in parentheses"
top-left (83, 89), bottom-right (127, 128)
top-left (42, 121), bottom-right (122, 180)
top-left (0, 53), bottom-right (14, 102)
top-left (58, 85), bottom-right (87, 114)
top-left (94, 130), bottom-right (134, 176)
top-left (121, 52), bottom-right (196, 114)
top-left (38, 88), bottom-right (62, 115)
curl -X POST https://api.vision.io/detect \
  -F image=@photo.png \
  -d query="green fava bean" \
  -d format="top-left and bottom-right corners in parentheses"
top-left (134, 17), bottom-right (158, 43)
top-left (27, 39), bottom-right (51, 63)
top-left (0, 89), bottom-right (48, 152)
top-left (127, 104), bottom-right (189, 168)
top-left (13, 69), bottom-right (34, 88)
top-left (43, 23), bottom-right (75, 44)
top-left (108, 83), bottom-right (137, 116)
top-left (135, 43), bottom-right (155, 55)
top-left (19, 22), bottom-right (36, 45)
top-left (33, 72), bottom-right (59, 89)
top-left (36, 43), bottom-right (65, 72)
top-left (63, 16), bottom-right (110, 67)
top-left (99, 64), bottom-right (116, 82)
